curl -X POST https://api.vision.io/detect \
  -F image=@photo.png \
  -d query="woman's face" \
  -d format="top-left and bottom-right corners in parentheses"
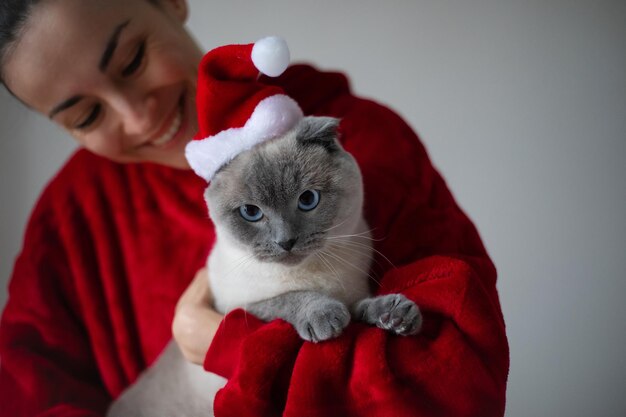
top-left (2, 0), bottom-right (203, 169)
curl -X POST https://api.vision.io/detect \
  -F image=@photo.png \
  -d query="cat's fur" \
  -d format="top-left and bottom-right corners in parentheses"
top-left (107, 117), bottom-right (421, 417)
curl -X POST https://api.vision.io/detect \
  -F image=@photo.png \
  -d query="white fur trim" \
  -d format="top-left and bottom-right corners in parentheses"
top-left (251, 36), bottom-right (290, 77)
top-left (185, 95), bottom-right (303, 181)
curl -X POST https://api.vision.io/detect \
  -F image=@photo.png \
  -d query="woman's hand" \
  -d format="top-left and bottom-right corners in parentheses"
top-left (172, 267), bottom-right (224, 365)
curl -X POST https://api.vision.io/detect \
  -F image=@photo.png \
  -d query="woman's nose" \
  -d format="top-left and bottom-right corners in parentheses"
top-left (116, 93), bottom-right (159, 137)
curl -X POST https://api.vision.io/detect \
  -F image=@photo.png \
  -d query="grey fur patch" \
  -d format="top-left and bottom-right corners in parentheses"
top-left (296, 116), bottom-right (341, 153)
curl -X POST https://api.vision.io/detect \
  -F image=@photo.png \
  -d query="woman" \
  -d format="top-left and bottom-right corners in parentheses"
top-left (0, 0), bottom-right (509, 416)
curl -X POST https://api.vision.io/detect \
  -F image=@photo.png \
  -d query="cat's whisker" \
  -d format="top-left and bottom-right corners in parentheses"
top-left (316, 251), bottom-right (347, 293)
top-left (223, 253), bottom-right (254, 273)
top-left (315, 253), bottom-right (332, 282)
top-left (222, 253), bottom-right (256, 281)
top-left (325, 252), bottom-right (381, 288)
top-left (240, 302), bottom-right (250, 326)
top-left (320, 252), bottom-right (341, 279)
top-left (326, 241), bottom-right (385, 271)
top-left (321, 216), bottom-right (352, 233)
top-left (321, 247), bottom-right (382, 287)
top-left (325, 241), bottom-right (386, 280)
top-left (317, 251), bottom-right (342, 283)
top-left (327, 234), bottom-right (384, 242)
top-left (328, 237), bottom-right (397, 270)
top-left (326, 228), bottom-right (383, 241)
top-left (348, 241), bottom-right (397, 271)
top-left (336, 226), bottom-right (375, 236)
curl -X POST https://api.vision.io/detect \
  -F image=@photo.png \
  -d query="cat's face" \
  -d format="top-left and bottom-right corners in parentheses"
top-left (205, 117), bottom-right (363, 265)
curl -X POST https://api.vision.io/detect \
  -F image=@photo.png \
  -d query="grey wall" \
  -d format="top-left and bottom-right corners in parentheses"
top-left (1, 0), bottom-right (625, 415)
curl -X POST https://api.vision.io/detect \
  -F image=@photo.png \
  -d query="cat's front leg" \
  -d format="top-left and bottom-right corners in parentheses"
top-left (353, 294), bottom-right (422, 336)
top-left (247, 290), bottom-right (351, 343)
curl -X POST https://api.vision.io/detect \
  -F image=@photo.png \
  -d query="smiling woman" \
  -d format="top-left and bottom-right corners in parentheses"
top-left (1, 0), bottom-right (203, 168)
top-left (0, 0), bottom-right (510, 416)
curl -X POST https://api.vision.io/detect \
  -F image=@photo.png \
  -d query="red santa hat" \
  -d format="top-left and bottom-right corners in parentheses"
top-left (185, 36), bottom-right (304, 181)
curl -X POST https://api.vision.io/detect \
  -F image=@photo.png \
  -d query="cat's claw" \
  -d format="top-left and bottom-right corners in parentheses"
top-left (296, 300), bottom-right (351, 343)
top-left (354, 293), bottom-right (422, 336)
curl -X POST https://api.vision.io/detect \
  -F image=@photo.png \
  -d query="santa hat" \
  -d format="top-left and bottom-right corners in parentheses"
top-left (185, 36), bottom-right (304, 181)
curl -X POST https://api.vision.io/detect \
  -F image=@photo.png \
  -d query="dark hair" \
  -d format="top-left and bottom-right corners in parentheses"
top-left (0, 0), bottom-right (161, 86)
top-left (0, 0), bottom-right (41, 84)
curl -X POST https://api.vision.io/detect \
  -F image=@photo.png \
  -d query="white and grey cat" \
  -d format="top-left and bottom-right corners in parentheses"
top-left (107, 117), bottom-right (421, 417)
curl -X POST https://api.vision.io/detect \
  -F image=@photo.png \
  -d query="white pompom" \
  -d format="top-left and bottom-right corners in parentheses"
top-left (251, 36), bottom-right (290, 77)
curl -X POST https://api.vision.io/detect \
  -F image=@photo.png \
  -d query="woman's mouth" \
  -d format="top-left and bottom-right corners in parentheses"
top-left (149, 92), bottom-right (187, 148)
top-left (152, 107), bottom-right (182, 146)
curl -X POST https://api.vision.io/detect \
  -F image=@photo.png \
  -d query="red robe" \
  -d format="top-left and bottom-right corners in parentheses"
top-left (0, 65), bottom-right (509, 416)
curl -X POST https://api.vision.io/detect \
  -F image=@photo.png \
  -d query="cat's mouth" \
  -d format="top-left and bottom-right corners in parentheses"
top-left (256, 251), bottom-right (308, 265)
top-left (256, 243), bottom-right (324, 265)
top-left (279, 253), bottom-right (308, 265)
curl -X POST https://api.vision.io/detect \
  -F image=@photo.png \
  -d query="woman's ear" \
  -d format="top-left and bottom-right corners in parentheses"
top-left (161, 0), bottom-right (189, 23)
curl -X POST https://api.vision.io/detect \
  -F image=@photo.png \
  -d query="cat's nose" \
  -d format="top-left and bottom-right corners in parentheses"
top-left (277, 238), bottom-right (298, 251)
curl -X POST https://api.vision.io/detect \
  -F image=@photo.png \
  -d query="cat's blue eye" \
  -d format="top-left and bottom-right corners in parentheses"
top-left (298, 190), bottom-right (320, 211)
top-left (239, 205), bottom-right (263, 222)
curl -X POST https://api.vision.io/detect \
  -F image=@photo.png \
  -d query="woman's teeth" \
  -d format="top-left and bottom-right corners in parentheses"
top-left (152, 108), bottom-right (182, 146)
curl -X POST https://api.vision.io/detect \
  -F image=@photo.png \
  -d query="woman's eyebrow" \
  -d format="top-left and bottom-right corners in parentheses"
top-left (49, 95), bottom-right (83, 118)
top-left (99, 19), bottom-right (131, 72)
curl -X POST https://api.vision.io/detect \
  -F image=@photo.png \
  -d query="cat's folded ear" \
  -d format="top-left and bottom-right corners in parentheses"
top-left (296, 116), bottom-right (342, 153)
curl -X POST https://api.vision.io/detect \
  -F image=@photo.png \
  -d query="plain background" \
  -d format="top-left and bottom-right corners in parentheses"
top-left (1, 0), bottom-right (625, 415)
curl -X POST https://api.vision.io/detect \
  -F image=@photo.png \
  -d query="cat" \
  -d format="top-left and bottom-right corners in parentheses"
top-left (106, 116), bottom-right (421, 417)
top-left (205, 116), bottom-right (421, 342)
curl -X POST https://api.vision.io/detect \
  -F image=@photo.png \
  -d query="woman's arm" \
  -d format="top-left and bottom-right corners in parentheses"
top-left (0, 211), bottom-right (110, 416)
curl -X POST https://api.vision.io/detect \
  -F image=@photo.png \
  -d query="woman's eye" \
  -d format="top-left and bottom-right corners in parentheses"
top-left (121, 40), bottom-right (146, 77)
top-left (239, 205), bottom-right (263, 222)
top-left (75, 104), bottom-right (102, 130)
top-left (298, 190), bottom-right (320, 211)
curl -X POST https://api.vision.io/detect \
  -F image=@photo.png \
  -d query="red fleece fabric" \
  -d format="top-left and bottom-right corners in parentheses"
top-left (0, 65), bottom-right (508, 416)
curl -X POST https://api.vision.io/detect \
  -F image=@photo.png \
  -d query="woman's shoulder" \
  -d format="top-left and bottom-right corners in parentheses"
top-left (29, 149), bottom-right (196, 225)
top-left (35, 149), bottom-right (127, 212)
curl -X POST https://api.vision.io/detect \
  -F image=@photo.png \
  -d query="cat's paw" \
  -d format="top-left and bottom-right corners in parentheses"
top-left (295, 299), bottom-right (351, 343)
top-left (354, 294), bottom-right (422, 336)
